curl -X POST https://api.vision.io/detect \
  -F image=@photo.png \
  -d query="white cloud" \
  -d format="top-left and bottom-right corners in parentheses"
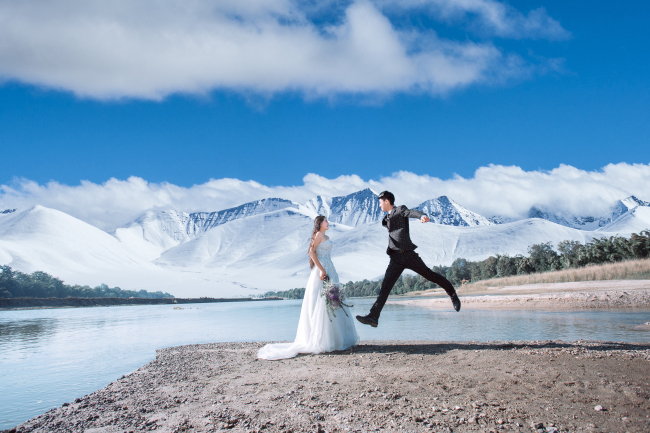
top-left (0, 0), bottom-right (568, 100)
top-left (377, 0), bottom-right (570, 40)
top-left (2, 163), bottom-right (649, 231)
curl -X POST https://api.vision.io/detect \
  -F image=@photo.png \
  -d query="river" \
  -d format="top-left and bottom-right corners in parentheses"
top-left (1, 298), bottom-right (649, 429)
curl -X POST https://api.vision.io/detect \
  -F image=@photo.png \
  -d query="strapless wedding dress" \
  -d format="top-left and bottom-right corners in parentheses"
top-left (258, 239), bottom-right (359, 360)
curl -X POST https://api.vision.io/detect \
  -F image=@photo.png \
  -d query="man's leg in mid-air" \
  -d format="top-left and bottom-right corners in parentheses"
top-left (357, 257), bottom-right (405, 327)
top-left (404, 251), bottom-right (461, 311)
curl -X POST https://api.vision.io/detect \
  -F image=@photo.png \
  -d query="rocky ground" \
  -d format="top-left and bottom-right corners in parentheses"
top-left (7, 340), bottom-right (650, 433)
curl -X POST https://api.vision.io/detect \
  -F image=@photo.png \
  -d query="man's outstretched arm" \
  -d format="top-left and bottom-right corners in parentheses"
top-left (397, 206), bottom-right (430, 222)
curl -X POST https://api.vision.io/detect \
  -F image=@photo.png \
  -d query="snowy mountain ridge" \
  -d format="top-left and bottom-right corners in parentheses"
top-left (2, 190), bottom-right (649, 298)
top-left (527, 207), bottom-right (608, 231)
top-left (524, 196), bottom-right (650, 231)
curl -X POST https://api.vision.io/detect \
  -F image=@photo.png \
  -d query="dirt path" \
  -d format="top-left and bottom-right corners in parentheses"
top-left (8, 340), bottom-right (650, 433)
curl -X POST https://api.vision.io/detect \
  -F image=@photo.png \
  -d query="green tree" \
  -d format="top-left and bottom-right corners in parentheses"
top-left (527, 242), bottom-right (561, 272)
top-left (495, 254), bottom-right (516, 277)
top-left (480, 256), bottom-right (498, 279)
top-left (557, 240), bottom-right (583, 268)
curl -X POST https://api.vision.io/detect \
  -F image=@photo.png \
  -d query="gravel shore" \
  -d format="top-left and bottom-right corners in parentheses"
top-left (7, 340), bottom-right (650, 433)
top-left (392, 280), bottom-right (650, 310)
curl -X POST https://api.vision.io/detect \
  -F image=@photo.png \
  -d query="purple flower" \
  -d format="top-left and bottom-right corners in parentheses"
top-left (321, 279), bottom-right (353, 321)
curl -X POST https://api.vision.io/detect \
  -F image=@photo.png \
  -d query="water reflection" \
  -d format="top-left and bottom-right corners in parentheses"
top-left (0, 300), bottom-right (649, 429)
top-left (0, 318), bottom-right (57, 348)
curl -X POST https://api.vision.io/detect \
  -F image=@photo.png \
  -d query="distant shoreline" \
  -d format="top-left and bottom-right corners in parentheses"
top-left (0, 296), bottom-right (282, 310)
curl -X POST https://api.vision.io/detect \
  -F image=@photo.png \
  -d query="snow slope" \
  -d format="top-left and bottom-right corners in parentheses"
top-left (598, 206), bottom-right (650, 234)
top-left (0, 206), bottom-right (171, 288)
top-left (113, 210), bottom-right (193, 260)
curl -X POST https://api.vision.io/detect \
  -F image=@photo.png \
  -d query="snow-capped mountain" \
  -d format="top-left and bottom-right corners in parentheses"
top-left (527, 207), bottom-right (607, 231)
top-left (415, 196), bottom-right (493, 227)
top-left (301, 188), bottom-right (383, 226)
top-left (599, 200), bottom-right (650, 234)
top-left (2, 190), bottom-right (649, 298)
top-left (609, 196), bottom-right (650, 222)
top-left (527, 196), bottom-right (650, 231)
top-left (328, 188), bottom-right (383, 226)
top-left (114, 198), bottom-right (297, 259)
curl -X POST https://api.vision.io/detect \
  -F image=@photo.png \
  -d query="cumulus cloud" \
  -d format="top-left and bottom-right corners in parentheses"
top-left (2, 163), bottom-right (649, 231)
top-left (0, 0), bottom-right (567, 100)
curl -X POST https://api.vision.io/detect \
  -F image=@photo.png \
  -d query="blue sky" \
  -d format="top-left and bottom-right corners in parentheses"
top-left (0, 1), bottom-right (649, 228)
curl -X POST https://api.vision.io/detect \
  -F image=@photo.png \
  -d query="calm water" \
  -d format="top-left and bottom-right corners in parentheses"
top-left (1, 298), bottom-right (650, 429)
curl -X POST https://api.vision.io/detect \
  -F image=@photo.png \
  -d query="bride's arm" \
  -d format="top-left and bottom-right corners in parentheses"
top-left (309, 233), bottom-right (328, 280)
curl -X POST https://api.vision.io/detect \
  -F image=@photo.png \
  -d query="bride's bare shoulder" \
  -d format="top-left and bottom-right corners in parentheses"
top-left (311, 231), bottom-right (325, 250)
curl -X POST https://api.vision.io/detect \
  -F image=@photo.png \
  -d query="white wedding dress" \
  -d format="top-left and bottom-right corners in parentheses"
top-left (258, 239), bottom-right (359, 360)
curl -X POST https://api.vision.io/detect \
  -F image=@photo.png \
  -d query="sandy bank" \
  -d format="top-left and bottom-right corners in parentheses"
top-left (391, 280), bottom-right (650, 310)
top-left (8, 340), bottom-right (650, 433)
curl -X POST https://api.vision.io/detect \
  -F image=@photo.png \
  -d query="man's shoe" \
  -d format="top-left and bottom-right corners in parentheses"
top-left (356, 314), bottom-right (378, 327)
top-left (450, 293), bottom-right (461, 312)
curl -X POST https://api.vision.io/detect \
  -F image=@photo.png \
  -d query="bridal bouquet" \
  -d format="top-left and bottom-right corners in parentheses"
top-left (321, 278), bottom-right (353, 321)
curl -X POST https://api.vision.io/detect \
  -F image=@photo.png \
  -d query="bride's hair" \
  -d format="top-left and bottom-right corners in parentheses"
top-left (308, 216), bottom-right (327, 269)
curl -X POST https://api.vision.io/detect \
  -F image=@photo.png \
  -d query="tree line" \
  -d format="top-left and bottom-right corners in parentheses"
top-left (0, 265), bottom-right (174, 299)
top-left (263, 230), bottom-right (650, 299)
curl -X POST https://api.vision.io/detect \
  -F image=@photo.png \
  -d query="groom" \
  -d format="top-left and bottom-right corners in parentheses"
top-left (356, 191), bottom-right (461, 327)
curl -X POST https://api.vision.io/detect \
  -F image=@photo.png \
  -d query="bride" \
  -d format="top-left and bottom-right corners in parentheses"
top-left (258, 216), bottom-right (359, 360)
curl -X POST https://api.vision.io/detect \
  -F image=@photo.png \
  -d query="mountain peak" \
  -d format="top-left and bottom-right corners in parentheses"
top-left (415, 196), bottom-right (492, 227)
top-left (620, 195), bottom-right (650, 209)
top-left (328, 189), bottom-right (382, 226)
top-left (433, 195), bottom-right (453, 204)
top-left (354, 187), bottom-right (376, 195)
top-left (608, 195), bottom-right (650, 224)
top-left (301, 188), bottom-right (382, 226)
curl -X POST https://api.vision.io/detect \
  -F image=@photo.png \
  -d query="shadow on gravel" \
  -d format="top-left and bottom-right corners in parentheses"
top-left (324, 340), bottom-right (650, 357)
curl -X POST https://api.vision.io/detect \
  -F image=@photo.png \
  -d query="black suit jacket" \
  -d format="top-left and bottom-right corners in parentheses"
top-left (382, 205), bottom-right (426, 255)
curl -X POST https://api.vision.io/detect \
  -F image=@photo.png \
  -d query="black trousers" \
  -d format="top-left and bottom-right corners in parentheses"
top-left (369, 250), bottom-right (455, 319)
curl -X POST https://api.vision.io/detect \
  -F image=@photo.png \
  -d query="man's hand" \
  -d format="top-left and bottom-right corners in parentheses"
top-left (420, 215), bottom-right (430, 223)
